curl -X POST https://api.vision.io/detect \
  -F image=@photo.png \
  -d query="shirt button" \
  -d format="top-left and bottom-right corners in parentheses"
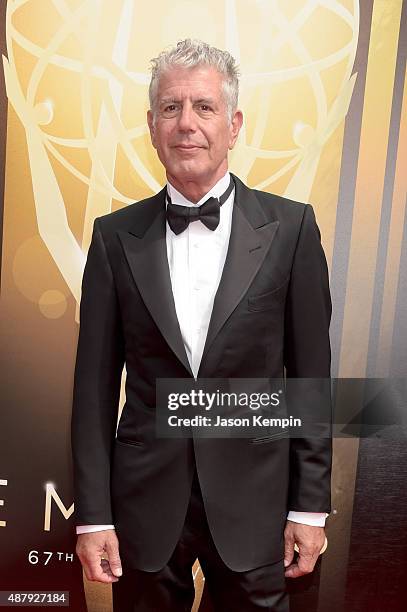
top-left (193, 243), bottom-right (199, 248)
top-left (194, 286), bottom-right (200, 291)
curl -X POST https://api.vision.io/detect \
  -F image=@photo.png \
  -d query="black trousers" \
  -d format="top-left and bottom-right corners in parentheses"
top-left (112, 469), bottom-right (289, 611)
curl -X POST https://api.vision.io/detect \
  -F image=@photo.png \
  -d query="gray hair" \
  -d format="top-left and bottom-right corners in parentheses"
top-left (149, 39), bottom-right (240, 123)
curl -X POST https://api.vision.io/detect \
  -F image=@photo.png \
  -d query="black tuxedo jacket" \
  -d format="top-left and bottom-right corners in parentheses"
top-left (71, 174), bottom-right (332, 572)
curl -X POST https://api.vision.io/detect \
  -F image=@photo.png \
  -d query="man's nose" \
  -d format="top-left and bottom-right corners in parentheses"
top-left (177, 104), bottom-right (197, 132)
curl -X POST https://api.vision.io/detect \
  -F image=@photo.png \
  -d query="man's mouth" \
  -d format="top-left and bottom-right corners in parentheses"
top-left (174, 144), bottom-right (202, 150)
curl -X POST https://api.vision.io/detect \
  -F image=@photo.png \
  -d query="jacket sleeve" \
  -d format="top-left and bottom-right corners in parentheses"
top-left (284, 204), bottom-right (333, 513)
top-left (71, 217), bottom-right (125, 525)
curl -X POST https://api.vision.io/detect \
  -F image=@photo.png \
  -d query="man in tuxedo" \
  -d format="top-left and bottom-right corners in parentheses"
top-left (71, 39), bottom-right (332, 611)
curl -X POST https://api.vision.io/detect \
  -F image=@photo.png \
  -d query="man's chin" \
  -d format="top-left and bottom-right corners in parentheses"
top-left (168, 163), bottom-right (207, 182)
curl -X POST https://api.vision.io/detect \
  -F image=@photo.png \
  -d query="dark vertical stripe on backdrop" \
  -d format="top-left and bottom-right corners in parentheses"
top-left (367, 0), bottom-right (406, 378)
top-left (390, 200), bottom-right (407, 376)
top-left (330, 0), bottom-right (374, 379)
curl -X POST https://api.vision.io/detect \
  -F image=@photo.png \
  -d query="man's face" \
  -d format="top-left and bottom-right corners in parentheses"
top-left (147, 65), bottom-right (242, 188)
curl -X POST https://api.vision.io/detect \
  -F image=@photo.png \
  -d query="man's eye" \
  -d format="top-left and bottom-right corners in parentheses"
top-left (164, 105), bottom-right (177, 112)
top-left (199, 105), bottom-right (211, 111)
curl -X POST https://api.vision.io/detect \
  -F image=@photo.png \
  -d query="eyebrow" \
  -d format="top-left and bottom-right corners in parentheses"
top-left (159, 97), bottom-right (216, 106)
top-left (159, 97), bottom-right (179, 105)
top-left (194, 98), bottom-right (215, 105)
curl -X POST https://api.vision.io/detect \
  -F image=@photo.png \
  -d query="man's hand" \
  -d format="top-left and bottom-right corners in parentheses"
top-left (76, 529), bottom-right (122, 583)
top-left (283, 521), bottom-right (325, 578)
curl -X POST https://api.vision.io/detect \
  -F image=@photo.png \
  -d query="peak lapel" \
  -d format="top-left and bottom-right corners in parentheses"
top-left (198, 176), bottom-right (279, 376)
top-left (117, 190), bottom-right (193, 377)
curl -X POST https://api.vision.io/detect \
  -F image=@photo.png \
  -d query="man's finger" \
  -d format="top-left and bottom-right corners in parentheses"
top-left (285, 549), bottom-right (318, 578)
top-left (283, 528), bottom-right (295, 568)
top-left (297, 550), bottom-right (316, 574)
top-left (105, 538), bottom-right (123, 577)
top-left (100, 559), bottom-right (120, 580)
top-left (285, 562), bottom-right (303, 578)
top-left (82, 552), bottom-right (119, 583)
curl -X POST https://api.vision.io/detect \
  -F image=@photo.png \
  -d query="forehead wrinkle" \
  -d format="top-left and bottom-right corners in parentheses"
top-left (158, 81), bottom-right (221, 102)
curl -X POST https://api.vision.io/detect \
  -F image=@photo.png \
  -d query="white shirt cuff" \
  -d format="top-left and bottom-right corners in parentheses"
top-left (76, 524), bottom-right (115, 534)
top-left (287, 511), bottom-right (328, 527)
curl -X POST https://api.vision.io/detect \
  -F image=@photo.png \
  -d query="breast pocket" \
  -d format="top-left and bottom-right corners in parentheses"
top-left (247, 277), bottom-right (289, 312)
top-left (249, 430), bottom-right (287, 444)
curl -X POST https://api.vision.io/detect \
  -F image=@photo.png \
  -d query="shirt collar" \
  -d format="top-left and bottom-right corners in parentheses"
top-left (166, 171), bottom-right (231, 208)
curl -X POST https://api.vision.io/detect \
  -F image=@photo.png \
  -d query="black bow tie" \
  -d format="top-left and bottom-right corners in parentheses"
top-left (166, 177), bottom-right (234, 235)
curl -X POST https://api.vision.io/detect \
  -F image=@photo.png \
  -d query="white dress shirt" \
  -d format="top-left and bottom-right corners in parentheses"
top-left (76, 171), bottom-right (328, 534)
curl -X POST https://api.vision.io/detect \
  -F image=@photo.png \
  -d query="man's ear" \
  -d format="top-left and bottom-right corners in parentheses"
top-left (229, 110), bottom-right (243, 150)
top-left (147, 110), bottom-right (156, 148)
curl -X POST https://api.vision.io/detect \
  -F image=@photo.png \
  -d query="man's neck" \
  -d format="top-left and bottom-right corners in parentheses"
top-left (166, 167), bottom-right (229, 203)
